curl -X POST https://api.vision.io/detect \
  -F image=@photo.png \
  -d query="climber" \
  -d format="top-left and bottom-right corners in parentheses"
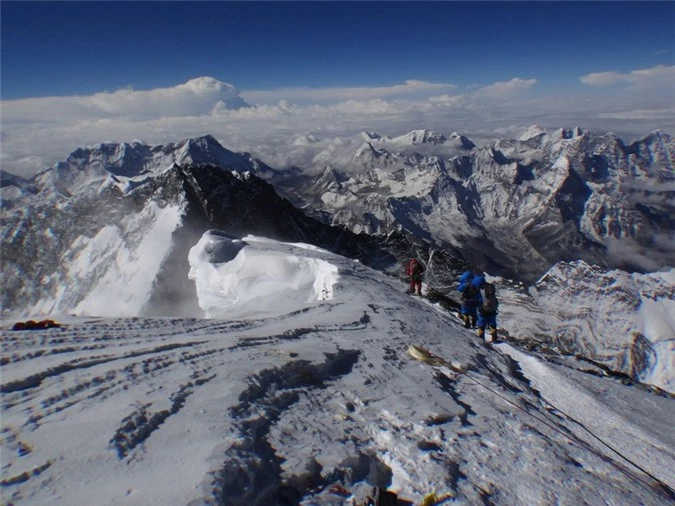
top-left (457, 269), bottom-right (484, 328)
top-left (477, 282), bottom-right (499, 342)
top-left (406, 258), bottom-right (425, 296)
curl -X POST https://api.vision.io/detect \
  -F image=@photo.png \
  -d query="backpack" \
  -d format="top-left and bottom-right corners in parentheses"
top-left (462, 283), bottom-right (480, 303)
top-left (470, 274), bottom-right (486, 289)
top-left (406, 259), bottom-right (415, 275)
top-left (459, 270), bottom-right (472, 284)
top-left (481, 283), bottom-right (498, 313)
top-left (407, 259), bottom-right (423, 276)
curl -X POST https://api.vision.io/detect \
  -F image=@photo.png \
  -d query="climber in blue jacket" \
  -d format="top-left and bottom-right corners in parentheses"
top-left (457, 270), bottom-right (485, 329)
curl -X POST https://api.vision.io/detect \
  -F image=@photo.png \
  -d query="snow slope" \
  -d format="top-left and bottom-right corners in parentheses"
top-left (2, 232), bottom-right (673, 505)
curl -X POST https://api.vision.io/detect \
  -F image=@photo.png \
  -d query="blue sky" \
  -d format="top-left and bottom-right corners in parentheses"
top-left (2, 1), bottom-right (673, 99)
top-left (1, 1), bottom-right (674, 177)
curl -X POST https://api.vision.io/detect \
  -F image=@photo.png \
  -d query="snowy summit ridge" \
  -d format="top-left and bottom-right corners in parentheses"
top-left (1, 230), bottom-right (674, 505)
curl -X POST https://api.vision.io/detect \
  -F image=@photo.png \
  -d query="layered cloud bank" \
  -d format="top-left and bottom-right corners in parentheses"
top-left (1, 65), bottom-right (674, 177)
top-left (579, 64), bottom-right (675, 89)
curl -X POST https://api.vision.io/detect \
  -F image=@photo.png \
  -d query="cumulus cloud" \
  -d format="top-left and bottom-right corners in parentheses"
top-left (428, 94), bottom-right (467, 106)
top-left (241, 80), bottom-right (457, 104)
top-left (1, 77), bottom-right (248, 124)
top-left (579, 64), bottom-right (675, 88)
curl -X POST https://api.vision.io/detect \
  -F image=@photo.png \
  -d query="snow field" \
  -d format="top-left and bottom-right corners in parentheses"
top-left (1, 232), bottom-right (673, 505)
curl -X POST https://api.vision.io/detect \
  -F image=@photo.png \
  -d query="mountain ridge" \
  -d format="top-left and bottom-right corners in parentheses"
top-left (1, 129), bottom-right (673, 391)
top-left (267, 126), bottom-right (674, 281)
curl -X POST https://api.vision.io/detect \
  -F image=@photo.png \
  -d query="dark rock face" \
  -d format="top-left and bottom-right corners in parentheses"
top-left (623, 332), bottom-right (658, 382)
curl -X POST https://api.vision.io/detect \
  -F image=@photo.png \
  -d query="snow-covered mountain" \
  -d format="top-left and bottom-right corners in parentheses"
top-left (1, 232), bottom-right (673, 505)
top-left (2, 133), bottom-right (673, 394)
top-left (0, 170), bottom-right (38, 208)
top-left (269, 127), bottom-right (674, 283)
top-left (9, 127), bottom-right (670, 284)
top-left (375, 129), bottom-right (476, 152)
top-left (1, 131), bottom-right (674, 504)
top-left (23, 135), bottom-right (271, 199)
top-left (490, 261), bottom-right (675, 394)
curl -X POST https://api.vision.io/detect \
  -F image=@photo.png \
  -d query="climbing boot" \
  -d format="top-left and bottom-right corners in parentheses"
top-left (489, 327), bottom-right (497, 343)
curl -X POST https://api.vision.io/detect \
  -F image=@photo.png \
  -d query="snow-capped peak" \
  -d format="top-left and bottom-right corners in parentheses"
top-left (354, 141), bottom-right (392, 161)
top-left (448, 131), bottom-right (476, 150)
top-left (392, 129), bottom-right (449, 145)
top-left (637, 129), bottom-right (673, 146)
top-left (177, 134), bottom-right (232, 161)
top-left (173, 135), bottom-right (262, 173)
top-left (23, 135), bottom-right (262, 197)
top-left (519, 125), bottom-right (549, 141)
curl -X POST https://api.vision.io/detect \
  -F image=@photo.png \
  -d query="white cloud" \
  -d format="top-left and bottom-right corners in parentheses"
top-left (1, 77), bottom-right (247, 124)
top-left (579, 64), bottom-right (675, 88)
top-left (1, 73), bottom-right (674, 179)
top-left (241, 80), bottom-right (457, 104)
top-left (599, 108), bottom-right (675, 120)
top-left (428, 94), bottom-right (468, 106)
top-left (472, 78), bottom-right (538, 99)
top-left (580, 71), bottom-right (625, 87)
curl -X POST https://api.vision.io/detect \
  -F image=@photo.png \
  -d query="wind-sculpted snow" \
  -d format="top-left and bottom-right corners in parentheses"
top-left (188, 232), bottom-right (339, 320)
top-left (2, 236), bottom-right (674, 505)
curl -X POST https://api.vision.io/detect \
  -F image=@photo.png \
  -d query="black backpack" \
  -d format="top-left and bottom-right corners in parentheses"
top-left (481, 283), bottom-right (498, 313)
top-left (462, 284), bottom-right (479, 303)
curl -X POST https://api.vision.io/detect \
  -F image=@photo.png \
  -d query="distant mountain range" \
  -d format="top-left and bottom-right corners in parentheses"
top-left (266, 127), bottom-right (674, 282)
